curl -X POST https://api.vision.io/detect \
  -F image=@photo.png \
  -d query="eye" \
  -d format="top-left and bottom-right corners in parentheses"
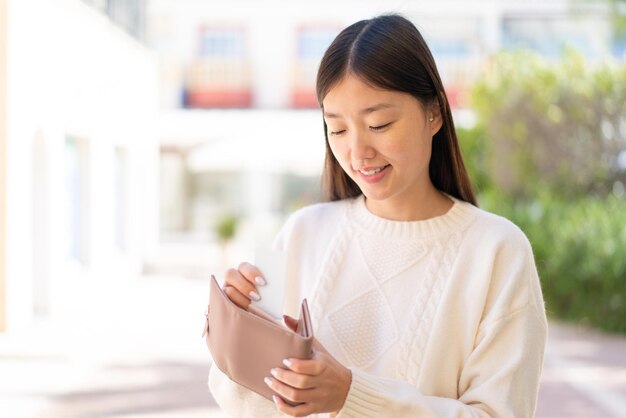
top-left (370, 122), bottom-right (392, 132)
top-left (329, 129), bottom-right (346, 137)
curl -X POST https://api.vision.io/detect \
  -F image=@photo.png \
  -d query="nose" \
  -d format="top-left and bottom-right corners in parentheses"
top-left (349, 129), bottom-right (376, 162)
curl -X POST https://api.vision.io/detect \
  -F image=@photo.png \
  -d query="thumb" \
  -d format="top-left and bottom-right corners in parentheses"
top-left (282, 314), bottom-right (299, 332)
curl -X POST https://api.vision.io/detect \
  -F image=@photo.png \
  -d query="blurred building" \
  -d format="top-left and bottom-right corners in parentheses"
top-left (0, 0), bottom-right (159, 333)
top-left (146, 0), bottom-right (619, 271)
top-left (148, 0), bottom-right (618, 111)
top-left (1, 0), bottom-right (620, 332)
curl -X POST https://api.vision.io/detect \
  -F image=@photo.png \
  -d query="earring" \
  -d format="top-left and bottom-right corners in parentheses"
top-left (429, 117), bottom-right (434, 122)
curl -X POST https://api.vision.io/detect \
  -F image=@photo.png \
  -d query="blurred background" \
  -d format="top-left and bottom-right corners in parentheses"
top-left (0, 0), bottom-right (625, 417)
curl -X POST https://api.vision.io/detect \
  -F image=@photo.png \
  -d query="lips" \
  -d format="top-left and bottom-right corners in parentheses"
top-left (355, 164), bottom-right (391, 184)
top-left (358, 164), bottom-right (390, 176)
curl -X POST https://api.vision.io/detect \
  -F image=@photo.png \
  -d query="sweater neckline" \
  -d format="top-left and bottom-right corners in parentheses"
top-left (349, 194), bottom-right (476, 240)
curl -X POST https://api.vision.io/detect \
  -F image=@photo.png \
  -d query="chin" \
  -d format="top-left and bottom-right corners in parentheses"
top-left (360, 189), bottom-right (392, 202)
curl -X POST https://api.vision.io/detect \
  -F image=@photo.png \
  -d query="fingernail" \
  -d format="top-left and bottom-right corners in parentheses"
top-left (282, 358), bottom-right (292, 368)
top-left (264, 376), bottom-right (272, 386)
top-left (272, 395), bottom-right (279, 404)
top-left (249, 291), bottom-right (261, 301)
top-left (270, 368), bottom-right (278, 377)
top-left (255, 276), bottom-right (266, 286)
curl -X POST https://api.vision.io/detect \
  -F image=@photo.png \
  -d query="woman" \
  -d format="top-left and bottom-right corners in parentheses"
top-left (209, 14), bottom-right (547, 418)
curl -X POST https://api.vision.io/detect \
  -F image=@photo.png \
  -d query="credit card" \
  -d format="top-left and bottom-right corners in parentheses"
top-left (252, 248), bottom-right (287, 319)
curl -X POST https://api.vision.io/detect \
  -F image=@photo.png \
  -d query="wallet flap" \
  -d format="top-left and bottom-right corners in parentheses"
top-left (296, 299), bottom-right (312, 337)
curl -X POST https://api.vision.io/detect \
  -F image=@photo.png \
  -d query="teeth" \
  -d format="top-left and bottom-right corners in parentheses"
top-left (360, 165), bottom-right (387, 176)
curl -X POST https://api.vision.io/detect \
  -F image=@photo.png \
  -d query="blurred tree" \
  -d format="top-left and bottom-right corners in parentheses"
top-left (215, 213), bottom-right (238, 243)
top-left (610, 0), bottom-right (626, 48)
top-left (215, 213), bottom-right (239, 266)
top-left (457, 126), bottom-right (492, 195)
top-left (472, 49), bottom-right (626, 198)
top-left (470, 45), bottom-right (626, 334)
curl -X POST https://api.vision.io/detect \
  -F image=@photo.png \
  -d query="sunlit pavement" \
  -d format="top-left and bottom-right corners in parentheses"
top-left (1, 272), bottom-right (626, 418)
top-left (537, 322), bottom-right (626, 417)
top-left (0, 272), bottom-right (227, 418)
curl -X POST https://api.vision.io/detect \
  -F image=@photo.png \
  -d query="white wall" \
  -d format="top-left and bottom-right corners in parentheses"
top-left (3, 0), bottom-right (159, 332)
top-left (0, 0), bottom-right (7, 333)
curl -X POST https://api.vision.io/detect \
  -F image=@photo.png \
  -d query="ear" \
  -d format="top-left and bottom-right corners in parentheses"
top-left (428, 101), bottom-right (443, 136)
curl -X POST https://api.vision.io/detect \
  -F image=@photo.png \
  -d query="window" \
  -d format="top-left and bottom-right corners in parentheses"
top-left (65, 137), bottom-right (90, 263)
top-left (184, 26), bottom-right (252, 108)
top-left (114, 147), bottom-right (127, 251)
top-left (291, 26), bottom-right (338, 108)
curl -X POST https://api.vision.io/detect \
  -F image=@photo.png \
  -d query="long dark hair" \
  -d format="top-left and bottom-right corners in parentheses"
top-left (316, 14), bottom-right (477, 206)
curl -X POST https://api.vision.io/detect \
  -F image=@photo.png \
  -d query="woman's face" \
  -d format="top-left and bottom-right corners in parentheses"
top-left (323, 74), bottom-right (442, 219)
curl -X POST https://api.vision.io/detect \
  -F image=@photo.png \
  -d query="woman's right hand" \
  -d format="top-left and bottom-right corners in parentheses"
top-left (223, 262), bottom-right (267, 309)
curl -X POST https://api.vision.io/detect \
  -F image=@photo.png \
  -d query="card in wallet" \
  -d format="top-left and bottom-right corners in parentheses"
top-left (203, 275), bottom-right (314, 405)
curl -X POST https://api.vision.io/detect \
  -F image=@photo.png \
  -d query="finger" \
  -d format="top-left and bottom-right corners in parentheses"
top-left (264, 376), bottom-right (313, 404)
top-left (272, 394), bottom-right (314, 418)
top-left (282, 357), bottom-right (325, 376)
top-left (224, 267), bottom-right (261, 303)
top-left (223, 285), bottom-right (251, 309)
top-left (270, 367), bottom-right (316, 389)
top-left (283, 315), bottom-right (299, 332)
top-left (237, 261), bottom-right (267, 286)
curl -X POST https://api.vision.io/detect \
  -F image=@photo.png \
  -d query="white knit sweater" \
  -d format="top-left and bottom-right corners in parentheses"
top-left (208, 195), bottom-right (548, 417)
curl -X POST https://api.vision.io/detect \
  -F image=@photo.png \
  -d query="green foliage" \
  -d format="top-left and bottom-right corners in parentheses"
top-left (610, 0), bottom-right (626, 43)
top-left (457, 126), bottom-right (492, 194)
top-left (471, 49), bottom-right (626, 199)
top-left (215, 214), bottom-right (239, 242)
top-left (479, 191), bottom-right (626, 333)
top-left (464, 49), bottom-right (626, 333)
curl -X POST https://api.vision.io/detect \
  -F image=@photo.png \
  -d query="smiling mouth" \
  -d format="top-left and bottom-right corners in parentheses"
top-left (359, 164), bottom-right (390, 176)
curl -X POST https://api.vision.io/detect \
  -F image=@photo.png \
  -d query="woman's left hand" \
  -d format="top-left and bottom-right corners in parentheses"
top-left (264, 316), bottom-right (352, 417)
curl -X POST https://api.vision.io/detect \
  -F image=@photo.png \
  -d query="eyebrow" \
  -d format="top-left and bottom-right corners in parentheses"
top-left (324, 102), bottom-right (397, 119)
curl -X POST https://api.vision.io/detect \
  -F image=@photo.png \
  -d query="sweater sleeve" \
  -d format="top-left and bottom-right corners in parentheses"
top-left (338, 306), bottom-right (547, 418)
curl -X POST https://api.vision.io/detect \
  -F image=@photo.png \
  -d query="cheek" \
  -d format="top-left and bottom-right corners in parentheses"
top-left (329, 140), bottom-right (349, 165)
top-left (389, 135), bottom-right (432, 166)
top-left (384, 135), bottom-right (419, 158)
top-left (414, 140), bottom-right (433, 169)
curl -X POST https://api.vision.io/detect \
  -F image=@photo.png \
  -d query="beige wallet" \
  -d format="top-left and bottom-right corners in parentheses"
top-left (203, 275), bottom-right (314, 405)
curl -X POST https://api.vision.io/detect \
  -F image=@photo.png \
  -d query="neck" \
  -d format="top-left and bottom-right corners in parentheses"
top-left (364, 186), bottom-right (453, 221)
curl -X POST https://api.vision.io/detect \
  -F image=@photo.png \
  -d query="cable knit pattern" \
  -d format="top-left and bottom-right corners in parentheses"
top-left (397, 231), bottom-right (465, 384)
top-left (347, 196), bottom-right (475, 383)
top-left (396, 239), bottom-right (443, 383)
top-left (207, 195), bottom-right (548, 418)
top-left (308, 208), bottom-right (353, 334)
